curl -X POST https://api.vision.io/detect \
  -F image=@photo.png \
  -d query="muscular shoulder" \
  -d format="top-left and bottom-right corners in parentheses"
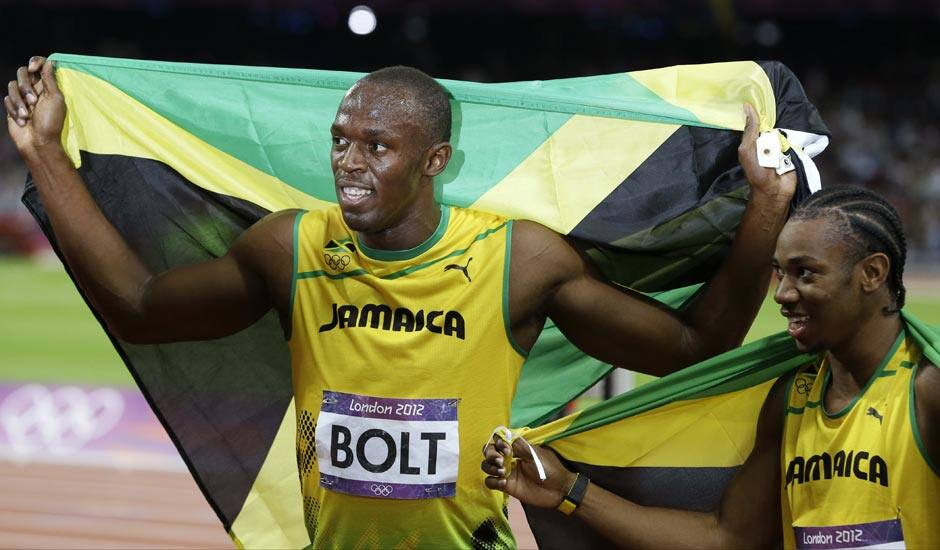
top-left (228, 209), bottom-right (303, 301)
top-left (510, 220), bottom-right (587, 287)
top-left (504, 220), bottom-right (586, 333)
top-left (231, 209), bottom-right (302, 260)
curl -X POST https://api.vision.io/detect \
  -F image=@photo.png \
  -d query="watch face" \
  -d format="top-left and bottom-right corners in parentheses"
top-left (569, 473), bottom-right (589, 503)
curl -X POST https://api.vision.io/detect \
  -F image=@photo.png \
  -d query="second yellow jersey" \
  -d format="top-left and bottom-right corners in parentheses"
top-left (288, 204), bottom-right (526, 549)
top-left (781, 331), bottom-right (940, 549)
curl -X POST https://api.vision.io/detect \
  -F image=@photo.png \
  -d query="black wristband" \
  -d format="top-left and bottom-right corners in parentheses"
top-left (557, 472), bottom-right (589, 516)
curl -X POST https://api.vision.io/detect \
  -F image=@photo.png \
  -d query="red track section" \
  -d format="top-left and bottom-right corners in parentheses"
top-left (509, 497), bottom-right (539, 549)
top-left (0, 460), bottom-right (538, 548)
top-left (0, 460), bottom-right (233, 549)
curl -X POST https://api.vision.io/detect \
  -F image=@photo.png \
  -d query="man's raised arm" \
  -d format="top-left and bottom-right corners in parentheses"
top-left (671, 103), bottom-right (797, 362)
top-left (6, 57), bottom-right (293, 344)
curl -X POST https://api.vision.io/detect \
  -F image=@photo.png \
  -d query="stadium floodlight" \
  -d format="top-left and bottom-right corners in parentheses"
top-left (348, 5), bottom-right (377, 36)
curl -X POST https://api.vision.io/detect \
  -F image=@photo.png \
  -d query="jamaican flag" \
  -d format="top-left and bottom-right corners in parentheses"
top-left (23, 54), bottom-right (828, 547)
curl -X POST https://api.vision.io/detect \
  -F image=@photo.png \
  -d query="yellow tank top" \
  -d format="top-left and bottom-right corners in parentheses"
top-left (288, 204), bottom-right (526, 549)
top-left (781, 331), bottom-right (940, 550)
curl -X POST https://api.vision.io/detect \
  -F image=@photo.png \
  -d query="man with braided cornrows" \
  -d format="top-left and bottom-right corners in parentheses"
top-left (484, 186), bottom-right (940, 550)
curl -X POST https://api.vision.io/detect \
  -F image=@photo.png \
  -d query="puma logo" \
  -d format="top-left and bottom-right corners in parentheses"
top-left (444, 257), bottom-right (472, 282)
top-left (866, 407), bottom-right (884, 425)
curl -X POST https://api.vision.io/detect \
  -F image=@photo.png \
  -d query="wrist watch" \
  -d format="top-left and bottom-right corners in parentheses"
top-left (556, 472), bottom-right (589, 516)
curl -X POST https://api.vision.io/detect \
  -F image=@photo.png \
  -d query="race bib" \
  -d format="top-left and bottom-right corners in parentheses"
top-left (314, 391), bottom-right (459, 500)
top-left (795, 519), bottom-right (905, 549)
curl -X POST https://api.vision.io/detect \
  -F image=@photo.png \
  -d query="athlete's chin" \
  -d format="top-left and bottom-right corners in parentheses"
top-left (340, 209), bottom-right (380, 233)
top-left (792, 337), bottom-right (825, 354)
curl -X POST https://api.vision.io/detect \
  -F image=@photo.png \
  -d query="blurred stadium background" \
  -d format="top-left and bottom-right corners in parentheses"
top-left (1, 1), bottom-right (939, 548)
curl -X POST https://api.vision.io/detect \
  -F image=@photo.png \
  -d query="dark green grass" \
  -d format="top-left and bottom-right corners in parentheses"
top-left (1, 257), bottom-right (938, 386)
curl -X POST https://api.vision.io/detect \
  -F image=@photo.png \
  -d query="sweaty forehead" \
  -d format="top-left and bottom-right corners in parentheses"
top-left (336, 83), bottom-right (424, 126)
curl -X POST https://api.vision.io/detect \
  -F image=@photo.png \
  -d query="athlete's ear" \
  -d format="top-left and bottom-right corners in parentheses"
top-left (859, 252), bottom-right (890, 294)
top-left (423, 142), bottom-right (452, 178)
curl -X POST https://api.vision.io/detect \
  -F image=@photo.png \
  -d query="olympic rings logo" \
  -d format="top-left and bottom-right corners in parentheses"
top-left (795, 377), bottom-right (812, 395)
top-left (0, 384), bottom-right (124, 456)
top-left (324, 253), bottom-right (351, 271)
top-left (370, 483), bottom-right (393, 497)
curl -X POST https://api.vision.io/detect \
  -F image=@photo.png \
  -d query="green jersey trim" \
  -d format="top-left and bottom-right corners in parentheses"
top-left (503, 220), bottom-right (529, 359)
top-left (287, 209), bottom-right (307, 341)
top-left (909, 361), bottom-right (940, 477)
top-left (296, 220), bottom-right (508, 282)
top-left (822, 330), bottom-right (905, 419)
top-left (782, 369), bottom-right (800, 418)
top-left (356, 205), bottom-right (451, 262)
top-left (786, 399), bottom-right (822, 415)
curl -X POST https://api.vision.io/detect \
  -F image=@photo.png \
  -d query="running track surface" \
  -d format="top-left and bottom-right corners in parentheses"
top-left (0, 460), bottom-right (538, 549)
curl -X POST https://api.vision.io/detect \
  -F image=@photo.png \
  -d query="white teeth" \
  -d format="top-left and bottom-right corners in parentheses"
top-left (343, 187), bottom-right (373, 197)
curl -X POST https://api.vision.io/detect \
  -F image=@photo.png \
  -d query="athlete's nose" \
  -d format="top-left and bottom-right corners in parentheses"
top-left (337, 142), bottom-right (365, 174)
top-left (774, 275), bottom-right (799, 305)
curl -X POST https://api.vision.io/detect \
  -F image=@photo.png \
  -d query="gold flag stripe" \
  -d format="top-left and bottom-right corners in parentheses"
top-left (230, 401), bottom-right (309, 549)
top-left (472, 115), bottom-right (680, 234)
top-left (531, 381), bottom-right (775, 468)
top-left (629, 61), bottom-right (777, 132)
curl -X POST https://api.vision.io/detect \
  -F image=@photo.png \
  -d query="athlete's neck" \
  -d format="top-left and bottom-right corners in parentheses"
top-left (359, 197), bottom-right (442, 252)
top-left (825, 313), bottom-right (902, 407)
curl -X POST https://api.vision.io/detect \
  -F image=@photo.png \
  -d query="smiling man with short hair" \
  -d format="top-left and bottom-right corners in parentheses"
top-left (8, 58), bottom-right (796, 548)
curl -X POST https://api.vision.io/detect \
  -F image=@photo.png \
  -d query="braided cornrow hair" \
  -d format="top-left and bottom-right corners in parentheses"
top-left (791, 186), bottom-right (907, 314)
